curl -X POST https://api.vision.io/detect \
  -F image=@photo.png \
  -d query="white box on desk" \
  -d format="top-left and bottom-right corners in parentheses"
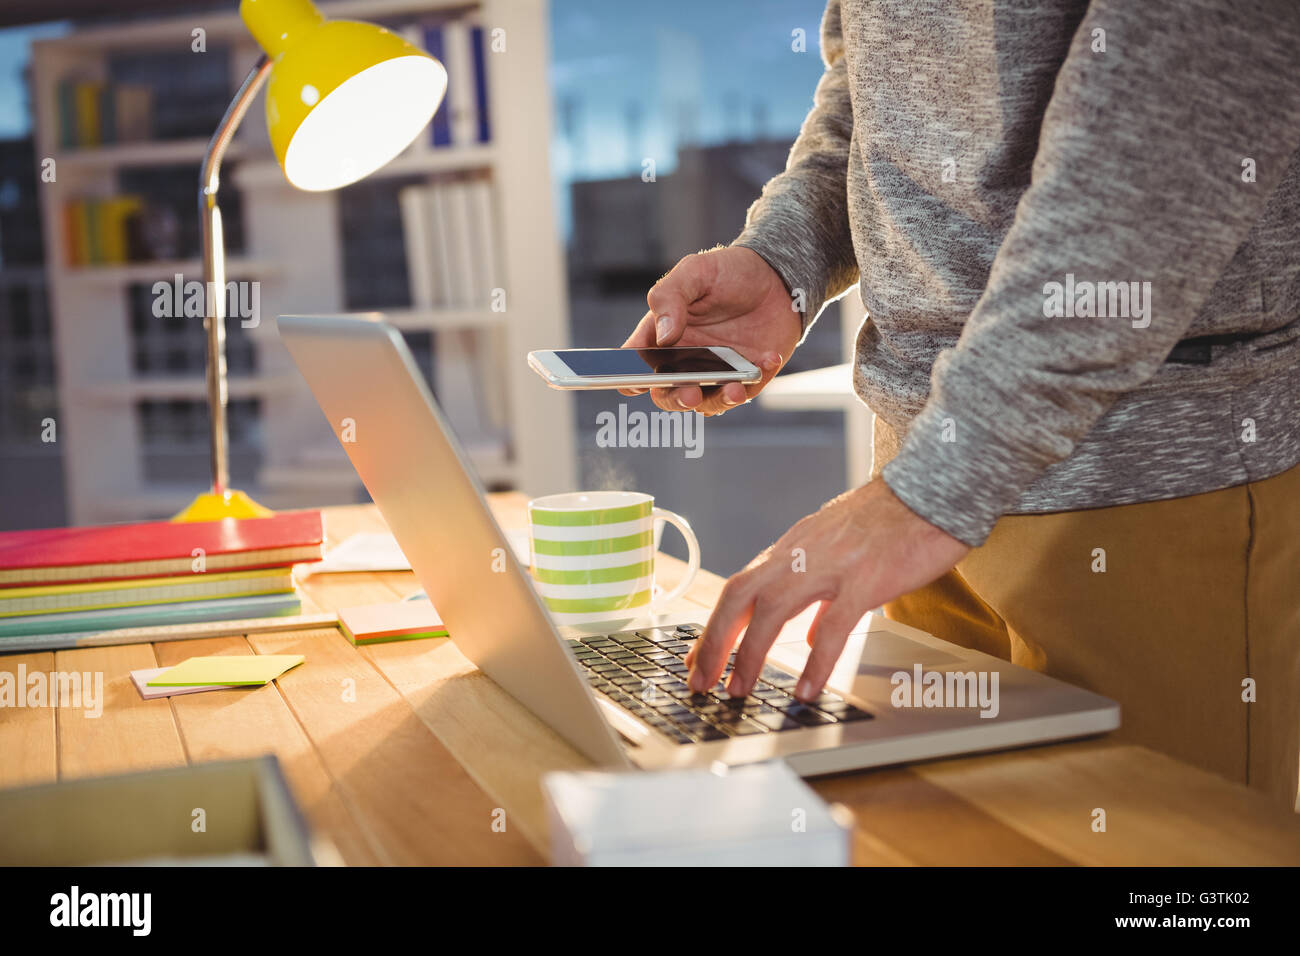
top-left (543, 760), bottom-right (852, 866)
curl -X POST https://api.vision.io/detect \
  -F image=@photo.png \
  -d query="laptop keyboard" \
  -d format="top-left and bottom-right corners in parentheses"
top-left (567, 623), bottom-right (872, 746)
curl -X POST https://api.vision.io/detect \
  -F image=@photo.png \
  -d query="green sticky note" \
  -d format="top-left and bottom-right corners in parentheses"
top-left (147, 654), bottom-right (305, 687)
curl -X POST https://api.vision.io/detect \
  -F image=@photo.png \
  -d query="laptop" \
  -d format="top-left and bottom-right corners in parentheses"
top-left (277, 313), bottom-right (1120, 775)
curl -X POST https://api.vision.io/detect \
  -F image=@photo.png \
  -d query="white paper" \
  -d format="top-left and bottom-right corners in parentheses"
top-left (298, 533), bottom-right (412, 575)
top-left (300, 530), bottom-right (530, 576)
top-left (130, 668), bottom-right (227, 700)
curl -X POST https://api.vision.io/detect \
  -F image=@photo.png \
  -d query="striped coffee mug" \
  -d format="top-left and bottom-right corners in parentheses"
top-left (527, 491), bottom-right (701, 628)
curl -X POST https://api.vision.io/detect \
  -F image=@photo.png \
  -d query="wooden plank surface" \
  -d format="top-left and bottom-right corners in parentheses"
top-left (909, 740), bottom-right (1300, 866)
top-left (154, 635), bottom-right (383, 866)
top-left (0, 652), bottom-right (58, 788)
top-left (3, 497), bottom-right (1299, 866)
top-left (248, 624), bottom-right (541, 865)
top-left (53, 643), bottom-right (186, 780)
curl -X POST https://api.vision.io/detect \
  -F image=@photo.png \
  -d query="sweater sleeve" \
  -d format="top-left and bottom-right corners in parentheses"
top-left (732, 0), bottom-right (860, 333)
top-left (882, 0), bottom-right (1300, 546)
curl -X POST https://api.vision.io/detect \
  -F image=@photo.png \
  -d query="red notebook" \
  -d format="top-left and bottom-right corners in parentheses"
top-left (0, 511), bottom-right (324, 588)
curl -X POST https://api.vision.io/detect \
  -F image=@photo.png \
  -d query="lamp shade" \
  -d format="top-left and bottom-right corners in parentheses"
top-left (240, 0), bottom-right (448, 191)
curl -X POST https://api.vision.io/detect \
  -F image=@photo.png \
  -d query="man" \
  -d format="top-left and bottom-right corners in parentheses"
top-left (623, 0), bottom-right (1300, 807)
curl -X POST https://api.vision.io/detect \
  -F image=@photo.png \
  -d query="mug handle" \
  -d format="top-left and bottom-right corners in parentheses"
top-left (649, 507), bottom-right (700, 611)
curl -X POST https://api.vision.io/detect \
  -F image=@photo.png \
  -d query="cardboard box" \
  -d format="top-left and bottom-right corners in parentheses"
top-left (0, 755), bottom-right (322, 866)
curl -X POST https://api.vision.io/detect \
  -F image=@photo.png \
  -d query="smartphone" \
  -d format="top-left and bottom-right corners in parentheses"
top-left (527, 346), bottom-right (762, 390)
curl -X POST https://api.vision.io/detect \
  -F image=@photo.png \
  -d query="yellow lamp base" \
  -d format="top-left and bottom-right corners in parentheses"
top-left (173, 489), bottom-right (274, 522)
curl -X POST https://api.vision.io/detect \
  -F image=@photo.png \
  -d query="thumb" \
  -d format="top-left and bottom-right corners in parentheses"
top-left (653, 310), bottom-right (685, 346)
top-left (647, 253), bottom-right (712, 345)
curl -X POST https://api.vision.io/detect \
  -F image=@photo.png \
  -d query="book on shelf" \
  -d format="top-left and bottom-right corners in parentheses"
top-left (418, 16), bottom-right (492, 150)
top-left (398, 175), bottom-right (503, 311)
top-left (62, 196), bottom-right (144, 267)
top-left (56, 78), bottom-right (155, 150)
top-left (398, 173), bottom-right (508, 441)
top-left (399, 184), bottom-right (435, 308)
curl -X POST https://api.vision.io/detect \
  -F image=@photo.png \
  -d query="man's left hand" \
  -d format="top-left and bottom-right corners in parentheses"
top-left (687, 480), bottom-right (972, 701)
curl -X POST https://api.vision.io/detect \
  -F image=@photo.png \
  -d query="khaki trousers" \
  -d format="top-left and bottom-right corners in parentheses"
top-left (874, 419), bottom-right (1300, 810)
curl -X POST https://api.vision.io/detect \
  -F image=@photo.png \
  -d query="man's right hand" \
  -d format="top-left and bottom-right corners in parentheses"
top-left (621, 246), bottom-right (802, 416)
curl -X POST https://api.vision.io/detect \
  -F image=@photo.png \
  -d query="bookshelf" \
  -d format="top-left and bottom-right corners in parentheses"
top-left (31, 0), bottom-right (576, 525)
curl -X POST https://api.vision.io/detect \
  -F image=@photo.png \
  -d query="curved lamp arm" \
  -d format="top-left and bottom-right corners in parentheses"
top-left (199, 55), bottom-right (272, 498)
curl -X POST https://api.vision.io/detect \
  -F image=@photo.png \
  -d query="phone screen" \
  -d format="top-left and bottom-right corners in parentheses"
top-left (555, 348), bottom-right (741, 378)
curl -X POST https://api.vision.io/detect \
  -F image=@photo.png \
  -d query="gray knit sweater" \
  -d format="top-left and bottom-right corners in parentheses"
top-left (735, 0), bottom-right (1300, 546)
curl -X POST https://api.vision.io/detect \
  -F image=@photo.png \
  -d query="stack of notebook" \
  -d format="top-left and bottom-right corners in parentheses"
top-left (0, 512), bottom-right (324, 646)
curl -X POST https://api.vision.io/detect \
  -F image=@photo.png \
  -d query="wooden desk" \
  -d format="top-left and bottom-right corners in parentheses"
top-left (4, 498), bottom-right (1299, 865)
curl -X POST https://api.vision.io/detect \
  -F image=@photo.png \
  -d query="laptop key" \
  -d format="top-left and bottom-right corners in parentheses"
top-left (807, 692), bottom-right (844, 708)
top-left (707, 700), bottom-right (735, 713)
top-left (752, 711), bottom-right (803, 733)
top-left (812, 699), bottom-right (854, 715)
top-left (784, 704), bottom-right (836, 726)
top-left (722, 720), bottom-right (767, 736)
top-left (837, 706), bottom-right (874, 722)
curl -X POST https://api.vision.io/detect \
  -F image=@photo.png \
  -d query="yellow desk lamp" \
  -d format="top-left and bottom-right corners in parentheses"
top-left (175, 0), bottom-right (448, 521)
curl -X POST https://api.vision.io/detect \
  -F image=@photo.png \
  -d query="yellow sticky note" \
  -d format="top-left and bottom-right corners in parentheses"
top-left (147, 655), bottom-right (304, 687)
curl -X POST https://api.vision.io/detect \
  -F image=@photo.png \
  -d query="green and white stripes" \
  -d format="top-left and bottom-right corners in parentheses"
top-left (529, 498), bottom-right (655, 626)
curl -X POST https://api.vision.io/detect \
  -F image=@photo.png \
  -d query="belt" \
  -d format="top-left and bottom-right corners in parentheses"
top-left (1165, 330), bottom-right (1270, 365)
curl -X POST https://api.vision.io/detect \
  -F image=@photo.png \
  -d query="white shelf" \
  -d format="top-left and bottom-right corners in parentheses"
top-left (33, 0), bottom-right (477, 52)
top-left (365, 307), bottom-right (504, 331)
top-left (233, 145), bottom-right (498, 189)
top-left (60, 258), bottom-right (281, 284)
top-left (72, 374), bottom-right (300, 404)
top-left (260, 434), bottom-right (517, 492)
top-left (759, 363), bottom-right (857, 412)
top-left (54, 138), bottom-right (265, 171)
